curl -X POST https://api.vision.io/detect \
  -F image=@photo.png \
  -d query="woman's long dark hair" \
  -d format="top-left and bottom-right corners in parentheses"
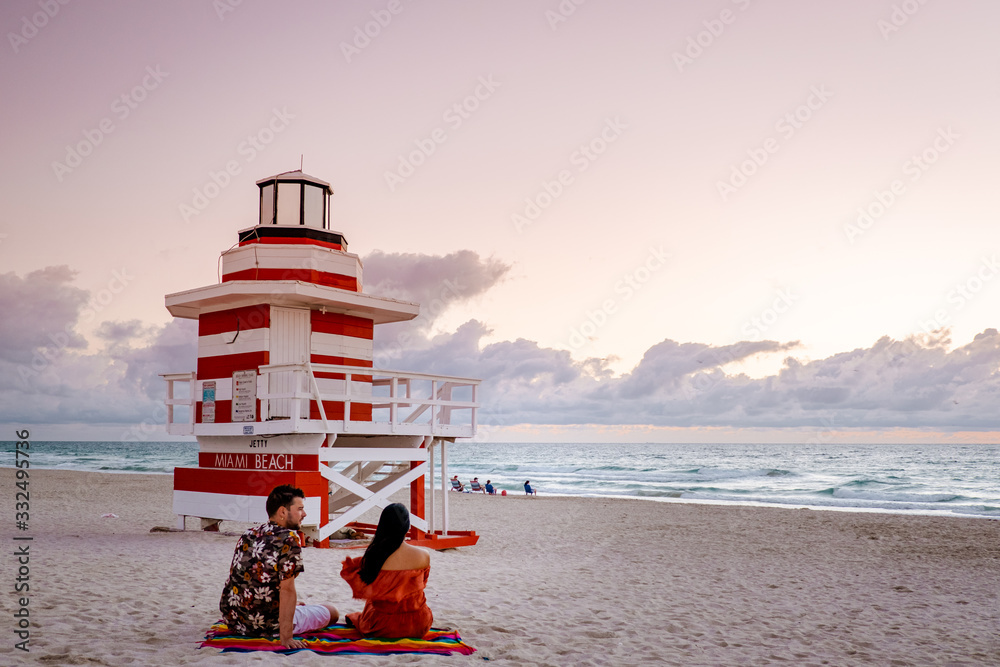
top-left (359, 503), bottom-right (410, 584)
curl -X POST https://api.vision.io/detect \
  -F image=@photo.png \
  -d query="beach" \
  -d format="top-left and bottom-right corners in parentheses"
top-left (2, 468), bottom-right (998, 666)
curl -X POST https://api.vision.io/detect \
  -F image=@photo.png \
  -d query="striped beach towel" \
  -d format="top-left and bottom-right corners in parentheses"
top-left (200, 621), bottom-right (476, 656)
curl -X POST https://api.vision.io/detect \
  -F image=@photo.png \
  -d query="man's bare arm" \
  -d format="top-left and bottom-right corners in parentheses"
top-left (278, 576), bottom-right (307, 649)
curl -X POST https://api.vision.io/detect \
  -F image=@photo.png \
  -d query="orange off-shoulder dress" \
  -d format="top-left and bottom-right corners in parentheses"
top-left (340, 556), bottom-right (433, 638)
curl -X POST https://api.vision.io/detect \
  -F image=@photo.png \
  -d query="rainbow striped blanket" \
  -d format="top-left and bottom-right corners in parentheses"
top-left (200, 621), bottom-right (476, 656)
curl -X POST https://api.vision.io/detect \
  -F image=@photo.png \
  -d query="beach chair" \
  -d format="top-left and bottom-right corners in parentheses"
top-left (469, 480), bottom-right (483, 492)
top-left (450, 478), bottom-right (464, 492)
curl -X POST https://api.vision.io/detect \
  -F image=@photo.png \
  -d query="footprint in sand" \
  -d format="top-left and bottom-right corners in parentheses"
top-left (583, 630), bottom-right (618, 638)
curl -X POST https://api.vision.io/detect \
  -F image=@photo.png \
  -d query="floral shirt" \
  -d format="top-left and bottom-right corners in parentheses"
top-left (219, 522), bottom-right (303, 637)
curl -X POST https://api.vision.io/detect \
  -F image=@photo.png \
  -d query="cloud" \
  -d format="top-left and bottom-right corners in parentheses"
top-left (615, 339), bottom-right (801, 400)
top-left (110, 319), bottom-right (198, 398)
top-left (95, 319), bottom-right (152, 344)
top-left (608, 330), bottom-right (1000, 428)
top-left (0, 266), bottom-right (197, 426)
top-left (0, 266), bottom-right (88, 363)
top-left (0, 316), bottom-right (197, 425)
top-left (363, 250), bottom-right (510, 329)
top-left (371, 311), bottom-right (1000, 430)
top-left (356, 251), bottom-right (1000, 430)
top-left (4, 260), bottom-right (1000, 433)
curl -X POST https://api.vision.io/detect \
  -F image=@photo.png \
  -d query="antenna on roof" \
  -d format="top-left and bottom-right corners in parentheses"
top-left (300, 154), bottom-right (303, 171)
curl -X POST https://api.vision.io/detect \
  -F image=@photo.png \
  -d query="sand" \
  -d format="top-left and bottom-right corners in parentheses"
top-left (1, 468), bottom-right (998, 666)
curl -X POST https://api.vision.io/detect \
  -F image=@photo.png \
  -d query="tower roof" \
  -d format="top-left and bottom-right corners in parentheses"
top-left (165, 281), bottom-right (419, 324)
top-left (256, 170), bottom-right (332, 193)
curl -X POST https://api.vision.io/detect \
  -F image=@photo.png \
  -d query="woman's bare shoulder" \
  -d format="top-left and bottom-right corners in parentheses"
top-left (400, 543), bottom-right (431, 568)
top-left (383, 543), bottom-right (431, 570)
top-left (411, 544), bottom-right (431, 566)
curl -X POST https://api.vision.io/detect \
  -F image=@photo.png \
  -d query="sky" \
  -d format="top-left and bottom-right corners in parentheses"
top-left (2, 0), bottom-right (1000, 443)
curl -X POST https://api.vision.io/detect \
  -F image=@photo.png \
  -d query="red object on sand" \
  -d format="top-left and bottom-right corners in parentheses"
top-left (345, 521), bottom-right (478, 550)
top-left (501, 490), bottom-right (506, 496)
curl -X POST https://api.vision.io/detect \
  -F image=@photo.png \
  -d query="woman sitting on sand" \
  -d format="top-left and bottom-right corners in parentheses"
top-left (340, 503), bottom-right (433, 638)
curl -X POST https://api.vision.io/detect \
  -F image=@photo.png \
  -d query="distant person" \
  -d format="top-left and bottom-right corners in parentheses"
top-left (341, 503), bottom-right (433, 638)
top-left (469, 477), bottom-right (485, 493)
top-left (524, 480), bottom-right (537, 496)
top-left (450, 475), bottom-right (464, 492)
top-left (484, 480), bottom-right (495, 495)
top-left (219, 485), bottom-right (339, 648)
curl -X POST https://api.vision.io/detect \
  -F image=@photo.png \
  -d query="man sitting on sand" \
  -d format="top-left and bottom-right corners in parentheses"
top-left (450, 475), bottom-right (464, 491)
top-left (219, 485), bottom-right (339, 648)
top-left (469, 477), bottom-right (485, 493)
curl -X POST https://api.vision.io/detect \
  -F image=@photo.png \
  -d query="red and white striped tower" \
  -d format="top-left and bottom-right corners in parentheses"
top-left (162, 171), bottom-right (479, 548)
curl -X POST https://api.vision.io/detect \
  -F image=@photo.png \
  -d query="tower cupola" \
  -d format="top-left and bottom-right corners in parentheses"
top-left (257, 170), bottom-right (332, 229)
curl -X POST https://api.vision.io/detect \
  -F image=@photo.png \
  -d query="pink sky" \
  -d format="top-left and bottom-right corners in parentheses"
top-left (2, 0), bottom-right (1000, 442)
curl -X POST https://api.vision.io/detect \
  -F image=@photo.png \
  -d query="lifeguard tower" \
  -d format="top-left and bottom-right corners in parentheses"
top-left (161, 170), bottom-right (479, 548)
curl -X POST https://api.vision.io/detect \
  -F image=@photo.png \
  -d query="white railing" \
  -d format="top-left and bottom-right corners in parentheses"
top-left (258, 362), bottom-right (480, 436)
top-left (161, 364), bottom-right (480, 438)
top-left (160, 372), bottom-right (196, 436)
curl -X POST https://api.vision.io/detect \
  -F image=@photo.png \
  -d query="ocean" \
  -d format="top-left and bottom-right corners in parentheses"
top-left (3, 441), bottom-right (997, 519)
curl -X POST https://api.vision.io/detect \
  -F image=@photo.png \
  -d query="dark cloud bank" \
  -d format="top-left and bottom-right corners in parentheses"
top-left (3, 256), bottom-right (1000, 433)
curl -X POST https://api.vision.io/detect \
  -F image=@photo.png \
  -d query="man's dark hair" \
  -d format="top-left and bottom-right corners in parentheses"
top-left (266, 485), bottom-right (304, 518)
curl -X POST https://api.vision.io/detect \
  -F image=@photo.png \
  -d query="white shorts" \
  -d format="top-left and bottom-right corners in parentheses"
top-left (293, 604), bottom-right (332, 634)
